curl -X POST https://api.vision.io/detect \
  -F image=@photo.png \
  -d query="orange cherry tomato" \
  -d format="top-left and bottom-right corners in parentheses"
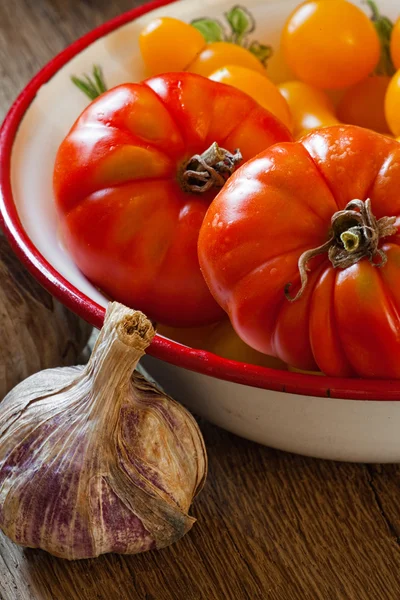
top-left (385, 69), bottom-right (400, 136)
top-left (278, 81), bottom-right (339, 138)
top-left (337, 76), bottom-right (391, 134)
top-left (188, 42), bottom-right (266, 77)
top-left (157, 321), bottom-right (286, 369)
top-left (281, 0), bottom-right (380, 89)
top-left (391, 18), bottom-right (400, 70)
top-left (139, 17), bottom-right (205, 75)
top-left (209, 65), bottom-right (292, 130)
top-left (199, 125), bottom-right (400, 378)
top-left (54, 73), bottom-right (291, 327)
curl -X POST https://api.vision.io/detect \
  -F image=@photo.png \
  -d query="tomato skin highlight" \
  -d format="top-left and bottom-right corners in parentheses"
top-left (278, 80), bottom-right (338, 137)
top-left (281, 0), bottom-right (380, 89)
top-left (198, 125), bottom-right (400, 377)
top-left (54, 73), bottom-right (291, 327)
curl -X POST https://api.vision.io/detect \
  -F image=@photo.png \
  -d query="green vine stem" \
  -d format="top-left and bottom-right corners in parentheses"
top-left (71, 65), bottom-right (108, 100)
top-left (366, 0), bottom-right (396, 76)
top-left (191, 5), bottom-right (272, 66)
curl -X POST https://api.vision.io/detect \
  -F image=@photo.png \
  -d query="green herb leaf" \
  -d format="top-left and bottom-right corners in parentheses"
top-left (92, 65), bottom-right (108, 94)
top-left (248, 41), bottom-right (273, 66)
top-left (191, 18), bottom-right (225, 42)
top-left (225, 5), bottom-right (255, 44)
top-left (193, 5), bottom-right (273, 68)
top-left (366, 0), bottom-right (396, 76)
top-left (71, 64), bottom-right (108, 100)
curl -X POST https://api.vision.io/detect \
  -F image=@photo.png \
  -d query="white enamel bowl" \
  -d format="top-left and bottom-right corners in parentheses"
top-left (1, 0), bottom-right (399, 463)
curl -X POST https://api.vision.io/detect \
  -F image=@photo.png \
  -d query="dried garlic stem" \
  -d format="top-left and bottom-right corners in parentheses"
top-left (85, 305), bottom-right (155, 420)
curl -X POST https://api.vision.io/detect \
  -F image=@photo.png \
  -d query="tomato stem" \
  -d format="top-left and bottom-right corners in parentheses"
top-left (191, 6), bottom-right (273, 67)
top-left (285, 198), bottom-right (397, 302)
top-left (366, 0), bottom-right (379, 21)
top-left (366, 0), bottom-right (396, 77)
top-left (340, 229), bottom-right (361, 253)
top-left (180, 142), bottom-right (242, 193)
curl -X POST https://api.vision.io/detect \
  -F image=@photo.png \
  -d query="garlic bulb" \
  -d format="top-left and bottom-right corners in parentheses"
top-left (0, 302), bottom-right (207, 560)
top-left (0, 236), bottom-right (92, 398)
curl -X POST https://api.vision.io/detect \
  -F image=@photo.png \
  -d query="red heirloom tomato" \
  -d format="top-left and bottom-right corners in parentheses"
top-left (54, 73), bottom-right (291, 327)
top-left (198, 125), bottom-right (400, 378)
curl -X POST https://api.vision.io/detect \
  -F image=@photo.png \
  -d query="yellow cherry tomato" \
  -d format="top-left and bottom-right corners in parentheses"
top-left (278, 81), bottom-right (339, 138)
top-left (391, 18), bottom-right (400, 70)
top-left (187, 42), bottom-right (265, 77)
top-left (385, 69), bottom-right (400, 136)
top-left (157, 322), bottom-right (218, 349)
top-left (288, 366), bottom-right (324, 376)
top-left (157, 321), bottom-right (286, 369)
top-left (337, 76), bottom-right (391, 134)
top-left (281, 0), bottom-right (380, 89)
top-left (209, 65), bottom-right (292, 130)
top-left (207, 321), bottom-right (286, 369)
top-left (139, 17), bottom-right (205, 75)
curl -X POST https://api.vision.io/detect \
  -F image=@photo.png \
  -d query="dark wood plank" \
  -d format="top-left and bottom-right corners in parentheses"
top-left (0, 0), bottom-right (143, 120)
top-left (1, 1), bottom-right (400, 599)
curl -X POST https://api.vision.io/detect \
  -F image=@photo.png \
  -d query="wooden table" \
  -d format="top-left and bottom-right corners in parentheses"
top-left (1, 1), bottom-right (400, 598)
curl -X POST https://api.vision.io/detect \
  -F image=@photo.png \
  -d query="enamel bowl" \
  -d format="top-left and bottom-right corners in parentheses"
top-left (1, 0), bottom-right (399, 463)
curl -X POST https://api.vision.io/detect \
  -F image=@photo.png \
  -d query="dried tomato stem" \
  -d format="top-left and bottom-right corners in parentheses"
top-left (284, 238), bottom-right (334, 302)
top-left (340, 229), bottom-right (361, 253)
top-left (180, 142), bottom-right (242, 193)
top-left (285, 198), bottom-right (397, 302)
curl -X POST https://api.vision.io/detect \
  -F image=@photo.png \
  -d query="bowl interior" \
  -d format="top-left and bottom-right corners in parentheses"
top-left (2, 0), bottom-right (400, 397)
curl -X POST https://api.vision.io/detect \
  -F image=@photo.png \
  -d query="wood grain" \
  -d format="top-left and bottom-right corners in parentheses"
top-left (1, 1), bottom-right (400, 599)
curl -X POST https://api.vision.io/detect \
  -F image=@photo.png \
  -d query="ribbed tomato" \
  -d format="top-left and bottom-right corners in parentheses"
top-left (54, 73), bottom-right (291, 327)
top-left (199, 125), bottom-right (400, 378)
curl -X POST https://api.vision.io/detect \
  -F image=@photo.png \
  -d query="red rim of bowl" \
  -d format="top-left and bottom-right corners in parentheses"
top-left (0, 0), bottom-right (398, 401)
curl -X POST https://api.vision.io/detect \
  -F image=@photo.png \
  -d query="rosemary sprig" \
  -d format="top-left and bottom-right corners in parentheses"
top-left (71, 65), bottom-right (108, 100)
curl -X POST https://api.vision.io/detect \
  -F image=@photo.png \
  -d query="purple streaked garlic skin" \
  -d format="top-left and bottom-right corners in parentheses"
top-left (0, 303), bottom-right (207, 560)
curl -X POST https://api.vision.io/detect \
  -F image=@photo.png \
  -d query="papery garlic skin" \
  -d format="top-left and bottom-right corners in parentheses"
top-left (0, 236), bottom-right (92, 398)
top-left (0, 303), bottom-right (207, 560)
